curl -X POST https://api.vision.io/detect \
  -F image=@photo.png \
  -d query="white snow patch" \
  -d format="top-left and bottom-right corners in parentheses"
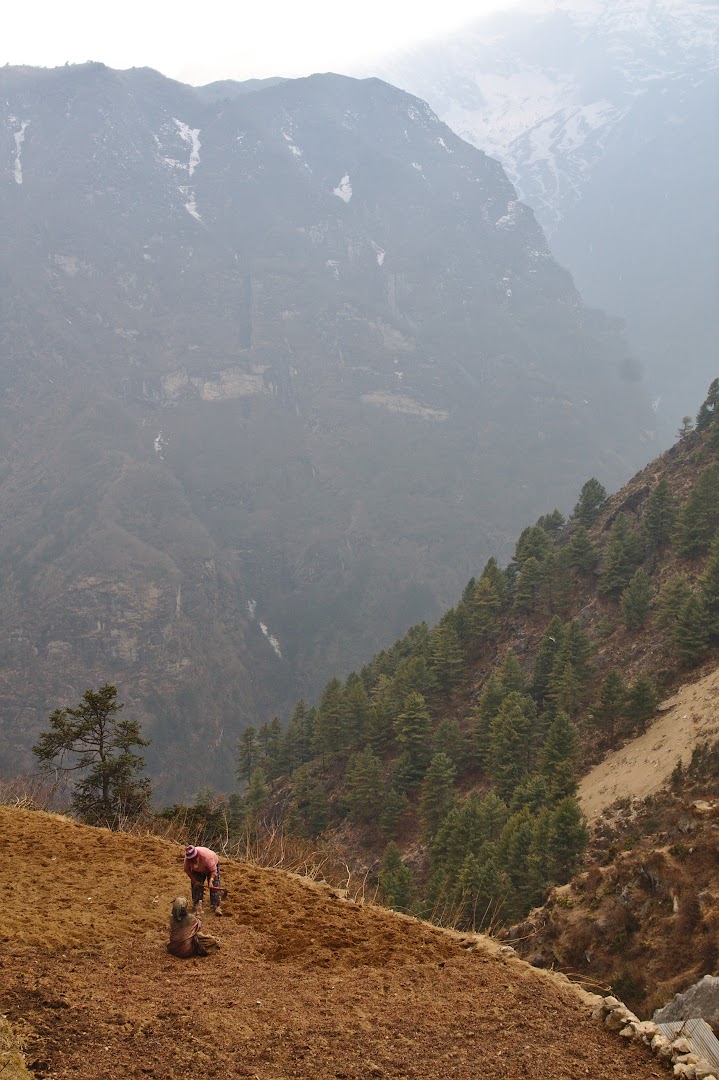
top-left (154, 431), bottom-right (168, 459)
top-left (173, 119), bottom-right (201, 175)
top-left (495, 199), bottom-right (519, 229)
top-left (436, 136), bottom-right (452, 152)
top-left (259, 622), bottom-right (282, 658)
top-left (326, 259), bottom-right (340, 278)
top-left (372, 242), bottom-right (386, 267)
top-left (179, 186), bottom-right (203, 222)
top-left (333, 174), bottom-right (352, 202)
top-left (12, 120), bottom-right (29, 185)
top-left (282, 129), bottom-right (303, 157)
top-left (412, 161), bottom-right (423, 171)
top-left (247, 599), bottom-right (257, 619)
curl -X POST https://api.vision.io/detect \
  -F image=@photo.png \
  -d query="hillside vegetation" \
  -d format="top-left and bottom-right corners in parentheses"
top-left (208, 382), bottom-right (719, 988)
top-left (0, 804), bottom-right (665, 1079)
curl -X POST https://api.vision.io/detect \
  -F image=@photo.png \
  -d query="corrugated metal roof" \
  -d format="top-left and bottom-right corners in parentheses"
top-left (656, 1017), bottom-right (719, 1070)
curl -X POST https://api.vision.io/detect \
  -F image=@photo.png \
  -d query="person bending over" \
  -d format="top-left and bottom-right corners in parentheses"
top-left (183, 844), bottom-right (223, 916)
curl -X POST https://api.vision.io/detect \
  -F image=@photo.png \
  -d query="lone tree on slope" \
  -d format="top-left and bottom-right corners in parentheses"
top-left (32, 684), bottom-right (151, 826)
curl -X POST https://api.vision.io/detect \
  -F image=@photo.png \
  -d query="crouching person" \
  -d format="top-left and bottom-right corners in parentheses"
top-left (167, 896), bottom-right (220, 959)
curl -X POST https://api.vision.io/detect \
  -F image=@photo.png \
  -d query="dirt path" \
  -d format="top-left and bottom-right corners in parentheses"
top-left (0, 806), bottom-right (666, 1079)
top-left (579, 661), bottom-right (719, 821)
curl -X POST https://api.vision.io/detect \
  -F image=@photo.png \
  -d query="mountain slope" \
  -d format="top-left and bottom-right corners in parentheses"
top-left (0, 64), bottom-right (654, 799)
top-left (377, 0), bottom-right (719, 416)
top-left (249, 386), bottom-right (719, 1003)
top-left (0, 804), bottom-right (665, 1079)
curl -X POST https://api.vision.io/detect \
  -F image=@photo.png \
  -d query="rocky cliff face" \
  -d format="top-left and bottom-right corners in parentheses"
top-left (0, 64), bottom-right (653, 798)
top-left (378, 0), bottom-right (719, 417)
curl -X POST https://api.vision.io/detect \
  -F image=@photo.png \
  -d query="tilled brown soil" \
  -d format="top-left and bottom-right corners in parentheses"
top-left (0, 807), bottom-right (666, 1079)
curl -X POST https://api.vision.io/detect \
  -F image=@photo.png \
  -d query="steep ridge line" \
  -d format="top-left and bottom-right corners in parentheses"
top-left (0, 806), bottom-right (666, 1079)
top-left (579, 662), bottom-right (719, 822)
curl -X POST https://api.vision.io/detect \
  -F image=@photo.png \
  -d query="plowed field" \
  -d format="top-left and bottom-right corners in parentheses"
top-left (0, 806), bottom-right (665, 1079)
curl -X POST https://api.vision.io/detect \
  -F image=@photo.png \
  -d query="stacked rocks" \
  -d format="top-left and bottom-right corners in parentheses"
top-left (590, 996), bottom-right (719, 1078)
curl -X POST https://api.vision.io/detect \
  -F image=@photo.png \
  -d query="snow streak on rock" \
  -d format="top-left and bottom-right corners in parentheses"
top-left (259, 622), bottom-right (282, 658)
top-left (333, 174), bottom-right (352, 202)
top-left (10, 118), bottom-right (29, 185)
top-left (173, 119), bottom-right (201, 175)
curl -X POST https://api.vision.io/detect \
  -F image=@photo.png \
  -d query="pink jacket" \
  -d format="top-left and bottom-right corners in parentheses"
top-left (183, 846), bottom-right (219, 880)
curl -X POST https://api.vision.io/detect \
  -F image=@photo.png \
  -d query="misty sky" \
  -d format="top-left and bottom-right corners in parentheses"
top-left (3, 0), bottom-right (538, 84)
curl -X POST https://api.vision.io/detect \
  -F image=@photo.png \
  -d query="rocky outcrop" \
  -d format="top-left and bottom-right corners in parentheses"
top-left (655, 977), bottom-right (719, 1034)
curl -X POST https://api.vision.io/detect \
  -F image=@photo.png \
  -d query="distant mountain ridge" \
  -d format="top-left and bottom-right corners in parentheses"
top-left (376, 0), bottom-right (719, 416)
top-left (0, 64), bottom-right (653, 798)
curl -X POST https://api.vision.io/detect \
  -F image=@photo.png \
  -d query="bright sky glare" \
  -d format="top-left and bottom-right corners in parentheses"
top-left (2, 0), bottom-right (536, 85)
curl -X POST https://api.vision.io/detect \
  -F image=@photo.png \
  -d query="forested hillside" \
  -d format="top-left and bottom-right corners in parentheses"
top-left (224, 380), bottom-right (719, 937)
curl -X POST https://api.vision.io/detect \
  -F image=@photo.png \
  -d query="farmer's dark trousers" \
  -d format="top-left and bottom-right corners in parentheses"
top-left (190, 866), bottom-right (221, 908)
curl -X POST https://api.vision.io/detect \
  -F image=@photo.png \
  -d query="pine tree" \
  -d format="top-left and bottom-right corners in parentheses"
top-left (675, 462), bottom-right (719, 558)
top-left (509, 773), bottom-right (550, 816)
top-left (257, 718), bottom-right (282, 775)
top-left (379, 787), bottom-right (410, 837)
top-left (499, 808), bottom-right (535, 919)
top-left (526, 808), bottom-right (553, 907)
top-left (678, 416), bottom-right (694, 438)
top-left (456, 846), bottom-right (504, 930)
top-left (470, 577), bottom-right (502, 642)
top-left (312, 677), bottom-right (346, 759)
top-left (643, 477), bottom-right (677, 550)
top-left (626, 674), bottom-right (659, 733)
top-left (379, 842), bottom-right (414, 913)
top-left (573, 478), bottom-right (607, 527)
top-left (535, 509), bottom-right (565, 538)
top-left (567, 525), bottom-right (600, 573)
top-left (393, 692), bottom-right (433, 781)
top-left (344, 745), bottom-right (385, 823)
top-left (430, 620), bottom-right (465, 695)
top-left (700, 532), bottom-right (719, 640)
top-left (242, 766), bottom-right (269, 831)
top-left (656, 573), bottom-right (694, 633)
top-left (600, 513), bottom-right (643, 595)
top-left (236, 726), bottom-right (259, 784)
top-left (563, 621), bottom-right (594, 682)
top-left (541, 549), bottom-right (573, 617)
top-left (539, 710), bottom-right (579, 780)
top-left (479, 556), bottom-right (510, 606)
top-left (419, 753), bottom-right (458, 839)
top-left (289, 766), bottom-right (329, 837)
top-left (343, 675), bottom-right (371, 750)
top-left (547, 758), bottom-right (579, 802)
top-left (498, 650), bottom-right (527, 695)
top-left (514, 556), bottom-right (544, 613)
top-left (546, 798), bottom-right (588, 883)
top-left (367, 675), bottom-right (398, 755)
top-left (470, 674), bottom-right (506, 765)
top-left (621, 567), bottom-right (653, 631)
top-left (531, 617), bottom-right (564, 707)
top-left (545, 657), bottom-right (583, 720)
top-left (672, 593), bottom-right (710, 667)
top-left (488, 693), bottom-right (533, 801)
top-left (433, 717), bottom-right (466, 769)
top-left (32, 684), bottom-right (151, 826)
top-left (696, 378), bottom-right (719, 430)
top-left (592, 671), bottom-right (627, 743)
top-left (512, 525), bottom-right (551, 570)
top-left (393, 655), bottom-right (437, 705)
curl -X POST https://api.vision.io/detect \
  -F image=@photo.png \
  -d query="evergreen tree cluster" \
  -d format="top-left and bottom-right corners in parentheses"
top-left (256, 381), bottom-right (719, 927)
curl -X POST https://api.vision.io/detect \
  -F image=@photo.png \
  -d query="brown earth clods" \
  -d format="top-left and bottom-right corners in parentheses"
top-left (0, 806), bottom-right (667, 1080)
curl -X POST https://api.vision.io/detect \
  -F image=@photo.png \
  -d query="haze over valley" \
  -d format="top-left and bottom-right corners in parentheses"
top-left (1, 61), bottom-right (657, 797)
